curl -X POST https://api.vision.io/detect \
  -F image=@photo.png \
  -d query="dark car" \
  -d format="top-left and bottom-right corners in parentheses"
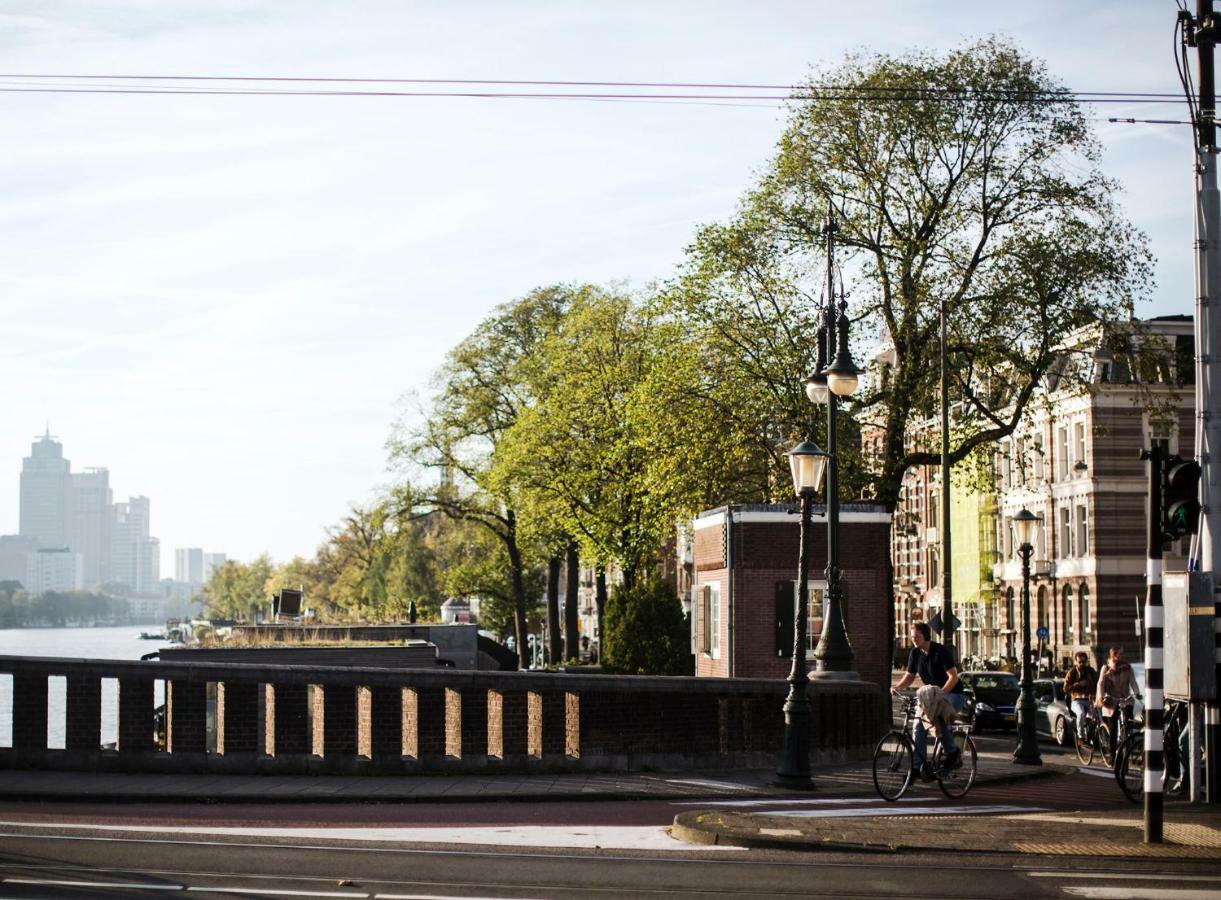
top-left (1033, 678), bottom-right (1075, 746)
top-left (957, 671), bottom-right (1019, 732)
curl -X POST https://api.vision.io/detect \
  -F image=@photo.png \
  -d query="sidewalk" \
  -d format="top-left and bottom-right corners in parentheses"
top-left (672, 790), bottom-right (1221, 861)
top-left (0, 746), bottom-right (1059, 804)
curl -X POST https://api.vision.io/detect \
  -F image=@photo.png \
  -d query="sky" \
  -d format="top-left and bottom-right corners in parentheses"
top-left (0, 1), bottom-right (1197, 574)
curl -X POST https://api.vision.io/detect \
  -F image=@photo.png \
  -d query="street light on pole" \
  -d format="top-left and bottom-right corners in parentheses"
top-left (776, 438), bottom-right (829, 789)
top-left (807, 203), bottom-right (863, 676)
top-left (1011, 507), bottom-right (1043, 766)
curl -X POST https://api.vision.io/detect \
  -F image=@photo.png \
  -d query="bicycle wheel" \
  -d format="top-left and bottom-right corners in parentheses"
top-left (1075, 720), bottom-right (1095, 766)
top-left (936, 734), bottom-right (977, 799)
top-left (1116, 733), bottom-right (1144, 804)
top-left (872, 731), bottom-right (914, 802)
top-left (1100, 722), bottom-right (1116, 768)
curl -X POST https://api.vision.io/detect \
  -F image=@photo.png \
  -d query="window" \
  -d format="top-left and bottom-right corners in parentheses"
top-left (1033, 435), bottom-right (1045, 481)
top-left (929, 549), bottom-right (940, 588)
top-left (1060, 506), bottom-right (1073, 558)
top-left (1005, 588), bottom-right (1015, 630)
top-left (1062, 584), bottom-right (1074, 643)
top-left (1057, 425), bottom-right (1070, 480)
top-left (1074, 421), bottom-right (1087, 473)
top-left (774, 580), bottom-right (828, 655)
top-left (1076, 504), bottom-right (1089, 557)
top-left (1036, 586), bottom-right (1047, 631)
top-left (708, 583), bottom-right (720, 658)
top-left (1079, 584), bottom-right (1092, 637)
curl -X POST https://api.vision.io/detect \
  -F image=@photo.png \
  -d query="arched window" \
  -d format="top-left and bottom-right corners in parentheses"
top-left (1079, 584), bottom-right (1091, 638)
top-left (1062, 584), bottom-right (1074, 644)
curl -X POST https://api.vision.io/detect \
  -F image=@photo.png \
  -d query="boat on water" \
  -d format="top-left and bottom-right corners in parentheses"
top-left (138, 631), bottom-right (166, 640)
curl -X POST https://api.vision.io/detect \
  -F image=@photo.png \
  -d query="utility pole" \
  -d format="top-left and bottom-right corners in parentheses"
top-left (1183, 0), bottom-right (1221, 805)
top-left (941, 298), bottom-right (954, 656)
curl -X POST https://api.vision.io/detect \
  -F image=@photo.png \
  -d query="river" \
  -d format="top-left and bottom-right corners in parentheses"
top-left (0, 625), bottom-right (174, 748)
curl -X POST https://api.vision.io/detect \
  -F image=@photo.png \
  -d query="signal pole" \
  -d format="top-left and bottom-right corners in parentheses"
top-left (1183, 0), bottom-right (1221, 804)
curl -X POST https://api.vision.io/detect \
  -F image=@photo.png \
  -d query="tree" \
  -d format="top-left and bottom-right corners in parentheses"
top-left (657, 38), bottom-right (1151, 515)
top-left (601, 577), bottom-right (692, 676)
top-left (199, 556), bottom-right (274, 622)
top-left (389, 286), bottom-right (573, 664)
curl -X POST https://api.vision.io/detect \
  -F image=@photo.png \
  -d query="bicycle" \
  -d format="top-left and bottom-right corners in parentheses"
top-left (1081, 695), bottom-right (1136, 767)
top-left (872, 691), bottom-right (978, 802)
top-left (1115, 699), bottom-right (1186, 804)
top-left (1073, 703), bottom-right (1102, 765)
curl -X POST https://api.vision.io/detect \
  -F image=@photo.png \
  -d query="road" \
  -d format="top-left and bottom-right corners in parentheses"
top-left (0, 739), bottom-right (1215, 899)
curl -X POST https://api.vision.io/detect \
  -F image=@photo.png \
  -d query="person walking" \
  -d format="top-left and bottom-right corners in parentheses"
top-left (1063, 651), bottom-right (1098, 740)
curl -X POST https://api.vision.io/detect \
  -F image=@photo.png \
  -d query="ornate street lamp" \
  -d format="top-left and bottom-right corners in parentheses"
top-left (1011, 507), bottom-right (1043, 766)
top-left (776, 438), bottom-right (829, 789)
top-left (810, 206), bottom-right (863, 676)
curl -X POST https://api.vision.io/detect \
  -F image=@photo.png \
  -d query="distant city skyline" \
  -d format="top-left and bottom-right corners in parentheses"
top-left (0, 2), bottom-right (1194, 567)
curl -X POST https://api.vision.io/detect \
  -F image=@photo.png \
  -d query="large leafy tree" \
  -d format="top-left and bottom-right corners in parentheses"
top-left (655, 38), bottom-right (1151, 515)
top-left (389, 286), bottom-right (573, 664)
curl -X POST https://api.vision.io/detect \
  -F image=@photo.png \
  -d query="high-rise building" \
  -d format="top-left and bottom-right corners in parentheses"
top-left (112, 496), bottom-right (160, 594)
top-left (70, 468), bottom-right (112, 588)
top-left (202, 552), bottom-right (226, 582)
top-left (175, 547), bottom-right (204, 587)
top-left (25, 547), bottom-right (83, 593)
top-left (19, 429), bottom-right (72, 547)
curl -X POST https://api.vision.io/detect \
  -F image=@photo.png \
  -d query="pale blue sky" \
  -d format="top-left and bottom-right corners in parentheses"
top-left (0, 1), bottom-right (1194, 571)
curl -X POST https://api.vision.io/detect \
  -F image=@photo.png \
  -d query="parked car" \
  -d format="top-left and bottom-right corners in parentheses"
top-left (1032, 678), bottom-right (1075, 746)
top-left (957, 671), bottom-right (1018, 732)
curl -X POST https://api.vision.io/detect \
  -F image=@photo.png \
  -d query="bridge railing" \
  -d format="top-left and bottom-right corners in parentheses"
top-left (0, 655), bottom-right (886, 774)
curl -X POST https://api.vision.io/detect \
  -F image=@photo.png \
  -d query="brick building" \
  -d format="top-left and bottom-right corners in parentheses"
top-left (691, 503), bottom-right (892, 689)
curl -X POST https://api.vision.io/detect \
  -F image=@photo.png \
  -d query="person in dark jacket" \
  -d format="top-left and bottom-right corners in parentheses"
top-left (892, 622), bottom-right (964, 781)
top-left (1063, 651), bottom-right (1098, 740)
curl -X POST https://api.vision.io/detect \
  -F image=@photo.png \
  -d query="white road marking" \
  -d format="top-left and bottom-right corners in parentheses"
top-left (769, 803), bottom-right (1044, 819)
top-left (662, 778), bottom-right (754, 791)
top-left (4, 879), bottom-right (183, 890)
top-left (1028, 873), bottom-right (1221, 883)
top-left (0, 821), bottom-right (723, 852)
top-left (1061, 888), bottom-right (1219, 899)
top-left (376, 895), bottom-right (540, 900)
top-left (675, 796), bottom-right (907, 807)
top-left (184, 890), bottom-right (366, 897)
top-left (1072, 766), bottom-right (1120, 779)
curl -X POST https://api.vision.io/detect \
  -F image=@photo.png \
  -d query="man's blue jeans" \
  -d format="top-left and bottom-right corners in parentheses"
top-left (913, 691), bottom-right (966, 769)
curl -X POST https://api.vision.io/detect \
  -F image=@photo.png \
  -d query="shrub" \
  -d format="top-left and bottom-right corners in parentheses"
top-left (601, 578), bottom-right (693, 676)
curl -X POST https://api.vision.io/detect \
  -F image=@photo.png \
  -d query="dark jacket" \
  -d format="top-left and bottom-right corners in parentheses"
top-left (1063, 664), bottom-right (1098, 699)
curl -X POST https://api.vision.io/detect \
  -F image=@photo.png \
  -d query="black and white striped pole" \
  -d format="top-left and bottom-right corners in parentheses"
top-left (1142, 445), bottom-right (1165, 843)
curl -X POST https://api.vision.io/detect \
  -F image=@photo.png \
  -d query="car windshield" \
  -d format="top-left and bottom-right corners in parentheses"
top-left (966, 674), bottom-right (1018, 690)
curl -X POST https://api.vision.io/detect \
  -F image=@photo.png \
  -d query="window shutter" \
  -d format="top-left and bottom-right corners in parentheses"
top-left (775, 581), bottom-right (795, 657)
top-left (699, 585), bottom-right (711, 653)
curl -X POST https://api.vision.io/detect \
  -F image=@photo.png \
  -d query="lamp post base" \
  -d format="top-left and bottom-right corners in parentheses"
top-left (809, 669), bottom-right (861, 682)
top-left (1012, 748), bottom-right (1044, 766)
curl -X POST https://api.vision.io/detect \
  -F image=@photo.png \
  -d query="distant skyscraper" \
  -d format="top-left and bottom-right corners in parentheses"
top-left (70, 468), bottom-right (112, 588)
top-left (113, 496), bottom-right (160, 594)
top-left (202, 552), bottom-right (226, 581)
top-left (25, 547), bottom-right (83, 593)
top-left (19, 429), bottom-right (72, 547)
top-left (176, 547), bottom-right (204, 587)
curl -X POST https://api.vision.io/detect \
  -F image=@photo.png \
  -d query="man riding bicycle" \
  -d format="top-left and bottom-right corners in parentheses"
top-left (891, 621), bottom-right (964, 781)
top-left (1063, 651), bottom-right (1098, 740)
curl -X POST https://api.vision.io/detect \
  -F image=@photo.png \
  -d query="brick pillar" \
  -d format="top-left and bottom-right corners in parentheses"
top-left (406, 686), bottom-right (445, 762)
top-left (118, 677), bottom-right (154, 753)
top-left (12, 673), bottom-right (48, 751)
top-left (489, 689), bottom-right (529, 760)
top-left (65, 672), bottom-right (101, 752)
top-left (528, 690), bottom-right (566, 759)
top-left (369, 686), bottom-right (404, 765)
top-left (445, 686), bottom-right (488, 762)
top-left (217, 682), bottom-right (260, 755)
top-left (272, 682), bottom-right (310, 755)
top-left (322, 684), bottom-right (358, 762)
top-left (168, 679), bottom-right (207, 754)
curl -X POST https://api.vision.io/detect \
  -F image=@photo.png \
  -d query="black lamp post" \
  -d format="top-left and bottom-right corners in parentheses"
top-left (805, 204), bottom-right (863, 675)
top-left (1011, 507), bottom-right (1043, 766)
top-left (776, 438), bottom-right (829, 789)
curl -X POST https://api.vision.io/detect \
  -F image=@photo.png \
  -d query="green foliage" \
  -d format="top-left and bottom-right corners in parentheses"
top-left (0, 585), bottom-right (129, 628)
top-left (199, 555), bottom-right (274, 622)
top-left (601, 577), bottom-right (692, 676)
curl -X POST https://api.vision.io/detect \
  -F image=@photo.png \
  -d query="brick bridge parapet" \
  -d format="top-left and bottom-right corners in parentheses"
top-left (0, 655), bottom-right (886, 775)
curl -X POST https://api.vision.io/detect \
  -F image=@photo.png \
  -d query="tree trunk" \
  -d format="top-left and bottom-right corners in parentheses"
top-left (595, 566), bottom-right (608, 658)
top-left (564, 540), bottom-right (580, 661)
top-left (505, 509), bottom-right (529, 670)
top-left (546, 555), bottom-right (562, 664)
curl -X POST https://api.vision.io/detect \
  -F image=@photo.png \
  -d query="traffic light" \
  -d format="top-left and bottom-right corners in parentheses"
top-left (1162, 455), bottom-right (1202, 541)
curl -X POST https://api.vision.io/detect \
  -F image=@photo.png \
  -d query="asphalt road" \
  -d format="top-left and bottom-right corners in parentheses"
top-left (0, 738), bottom-right (1214, 899)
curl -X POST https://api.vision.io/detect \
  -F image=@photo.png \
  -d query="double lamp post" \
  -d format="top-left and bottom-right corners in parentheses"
top-left (776, 206), bottom-right (863, 790)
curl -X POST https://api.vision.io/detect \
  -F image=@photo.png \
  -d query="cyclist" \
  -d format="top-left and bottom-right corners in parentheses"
top-left (1095, 646), bottom-right (1141, 750)
top-left (891, 621), bottom-right (964, 780)
top-left (1063, 651), bottom-right (1098, 740)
